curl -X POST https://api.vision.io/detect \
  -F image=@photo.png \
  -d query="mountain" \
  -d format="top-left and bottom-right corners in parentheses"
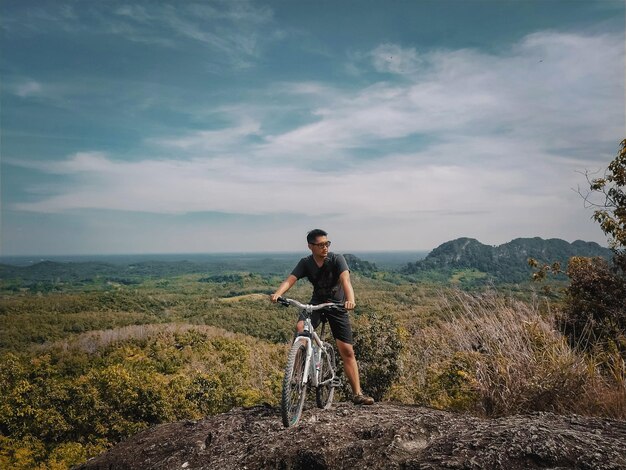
top-left (404, 237), bottom-right (612, 283)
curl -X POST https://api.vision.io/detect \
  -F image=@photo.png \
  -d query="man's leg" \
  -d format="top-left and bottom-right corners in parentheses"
top-left (336, 339), bottom-right (361, 395)
top-left (335, 339), bottom-right (373, 405)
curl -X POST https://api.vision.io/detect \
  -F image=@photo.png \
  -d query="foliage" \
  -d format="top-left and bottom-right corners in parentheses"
top-left (560, 257), bottom-right (626, 358)
top-left (527, 141), bottom-right (626, 373)
top-left (405, 237), bottom-right (611, 284)
top-left (343, 254), bottom-right (378, 277)
top-left (421, 352), bottom-right (481, 411)
top-left (585, 139), bottom-right (626, 253)
top-left (1, 251), bottom-right (623, 468)
top-left (0, 253), bottom-right (378, 293)
top-left (0, 325), bottom-right (286, 469)
top-left (336, 306), bottom-right (403, 401)
top-left (554, 140), bottom-right (626, 362)
top-left (405, 290), bottom-right (624, 418)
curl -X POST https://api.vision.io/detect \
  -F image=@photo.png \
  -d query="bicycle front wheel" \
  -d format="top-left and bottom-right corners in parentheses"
top-left (281, 340), bottom-right (308, 427)
top-left (316, 342), bottom-right (336, 409)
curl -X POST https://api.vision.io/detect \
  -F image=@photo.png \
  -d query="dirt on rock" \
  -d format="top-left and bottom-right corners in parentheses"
top-left (75, 402), bottom-right (626, 469)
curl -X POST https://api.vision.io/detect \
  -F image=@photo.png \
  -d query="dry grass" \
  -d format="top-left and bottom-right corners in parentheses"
top-left (404, 289), bottom-right (625, 418)
top-left (35, 323), bottom-right (241, 354)
top-left (218, 293), bottom-right (268, 303)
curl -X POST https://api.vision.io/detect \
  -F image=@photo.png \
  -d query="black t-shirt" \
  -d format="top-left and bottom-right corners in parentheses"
top-left (290, 252), bottom-right (350, 304)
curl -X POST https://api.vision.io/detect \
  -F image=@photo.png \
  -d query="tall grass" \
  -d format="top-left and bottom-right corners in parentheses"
top-left (404, 289), bottom-right (625, 418)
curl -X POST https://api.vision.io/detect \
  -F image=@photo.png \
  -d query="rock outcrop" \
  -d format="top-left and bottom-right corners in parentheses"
top-left (76, 402), bottom-right (626, 469)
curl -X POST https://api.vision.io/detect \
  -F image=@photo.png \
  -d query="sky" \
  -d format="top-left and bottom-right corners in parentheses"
top-left (1, 0), bottom-right (624, 256)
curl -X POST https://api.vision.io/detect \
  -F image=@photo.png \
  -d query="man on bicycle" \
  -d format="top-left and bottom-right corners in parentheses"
top-left (270, 229), bottom-right (375, 405)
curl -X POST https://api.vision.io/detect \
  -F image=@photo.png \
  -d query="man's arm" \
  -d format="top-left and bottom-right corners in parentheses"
top-left (270, 274), bottom-right (298, 302)
top-left (339, 270), bottom-right (356, 310)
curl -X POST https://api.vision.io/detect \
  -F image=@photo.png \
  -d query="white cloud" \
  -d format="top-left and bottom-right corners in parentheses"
top-left (15, 80), bottom-right (43, 97)
top-left (10, 30), bottom-right (623, 247)
top-left (13, 150), bottom-right (529, 217)
top-left (153, 119), bottom-right (262, 152)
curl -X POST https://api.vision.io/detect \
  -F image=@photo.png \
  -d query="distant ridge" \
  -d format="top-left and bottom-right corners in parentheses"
top-left (0, 253), bottom-right (378, 285)
top-left (344, 253), bottom-right (378, 275)
top-left (404, 237), bottom-right (612, 283)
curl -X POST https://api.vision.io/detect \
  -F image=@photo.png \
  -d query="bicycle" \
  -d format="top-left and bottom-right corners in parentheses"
top-left (276, 297), bottom-right (343, 427)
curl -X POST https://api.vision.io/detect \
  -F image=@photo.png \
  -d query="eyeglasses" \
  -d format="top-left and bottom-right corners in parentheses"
top-left (310, 241), bottom-right (331, 248)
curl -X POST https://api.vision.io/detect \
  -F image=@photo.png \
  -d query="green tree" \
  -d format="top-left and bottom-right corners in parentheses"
top-left (563, 140), bottom-right (626, 359)
top-left (560, 257), bottom-right (626, 356)
top-left (584, 139), bottom-right (626, 259)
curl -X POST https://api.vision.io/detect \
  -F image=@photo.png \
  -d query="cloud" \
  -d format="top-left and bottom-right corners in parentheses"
top-left (13, 150), bottom-right (531, 219)
top-left (5, 1), bottom-right (277, 67)
top-left (10, 30), bottom-right (623, 247)
top-left (153, 119), bottom-right (262, 153)
top-left (15, 80), bottom-right (43, 97)
top-left (278, 31), bottom-right (621, 163)
top-left (110, 2), bottom-right (276, 65)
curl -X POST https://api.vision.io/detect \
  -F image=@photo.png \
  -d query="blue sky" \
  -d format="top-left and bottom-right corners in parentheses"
top-left (1, 0), bottom-right (624, 255)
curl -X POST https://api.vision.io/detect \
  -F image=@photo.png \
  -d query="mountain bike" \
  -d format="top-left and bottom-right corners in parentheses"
top-left (277, 297), bottom-right (342, 427)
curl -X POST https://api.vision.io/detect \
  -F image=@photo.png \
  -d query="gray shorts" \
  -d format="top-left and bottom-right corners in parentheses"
top-left (298, 307), bottom-right (353, 345)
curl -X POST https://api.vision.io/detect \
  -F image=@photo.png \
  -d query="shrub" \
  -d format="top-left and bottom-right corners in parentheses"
top-left (408, 289), bottom-right (624, 418)
top-left (561, 256), bottom-right (626, 359)
top-left (0, 324), bottom-right (288, 468)
top-left (337, 306), bottom-right (403, 401)
top-left (420, 351), bottom-right (481, 411)
top-left (564, 138), bottom-right (626, 361)
top-left (186, 374), bottom-right (226, 415)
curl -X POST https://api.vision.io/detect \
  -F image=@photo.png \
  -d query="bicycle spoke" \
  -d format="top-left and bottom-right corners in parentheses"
top-left (316, 342), bottom-right (336, 409)
top-left (281, 342), bottom-right (308, 427)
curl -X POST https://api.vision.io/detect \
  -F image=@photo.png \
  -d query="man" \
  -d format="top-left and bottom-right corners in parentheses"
top-left (270, 229), bottom-right (375, 405)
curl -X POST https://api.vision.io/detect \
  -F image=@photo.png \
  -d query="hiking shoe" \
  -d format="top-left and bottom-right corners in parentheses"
top-left (353, 394), bottom-right (375, 405)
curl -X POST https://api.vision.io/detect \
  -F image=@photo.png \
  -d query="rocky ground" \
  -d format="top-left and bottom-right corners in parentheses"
top-left (76, 402), bottom-right (626, 469)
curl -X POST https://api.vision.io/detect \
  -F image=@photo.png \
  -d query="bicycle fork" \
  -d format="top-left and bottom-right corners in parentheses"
top-left (294, 336), bottom-right (315, 387)
top-left (294, 334), bottom-right (325, 387)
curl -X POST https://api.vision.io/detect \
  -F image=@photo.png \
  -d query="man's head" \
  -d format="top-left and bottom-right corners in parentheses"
top-left (307, 229), bottom-right (327, 244)
top-left (307, 229), bottom-right (331, 259)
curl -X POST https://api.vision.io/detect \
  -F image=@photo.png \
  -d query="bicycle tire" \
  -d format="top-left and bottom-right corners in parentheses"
top-left (315, 342), bottom-right (336, 409)
top-left (281, 340), bottom-right (308, 427)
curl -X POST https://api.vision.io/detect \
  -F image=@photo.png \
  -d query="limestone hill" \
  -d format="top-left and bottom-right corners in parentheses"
top-left (404, 237), bottom-right (612, 283)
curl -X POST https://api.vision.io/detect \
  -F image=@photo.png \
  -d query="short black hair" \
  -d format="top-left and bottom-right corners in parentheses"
top-left (307, 229), bottom-right (328, 244)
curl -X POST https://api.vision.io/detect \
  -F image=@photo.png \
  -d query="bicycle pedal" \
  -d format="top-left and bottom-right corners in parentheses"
top-left (331, 377), bottom-right (342, 387)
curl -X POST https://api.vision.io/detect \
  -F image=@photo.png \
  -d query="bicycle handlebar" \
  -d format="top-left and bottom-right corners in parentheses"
top-left (277, 297), bottom-right (345, 312)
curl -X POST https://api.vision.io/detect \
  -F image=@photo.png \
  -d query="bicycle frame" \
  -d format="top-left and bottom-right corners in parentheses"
top-left (280, 298), bottom-right (339, 387)
top-left (295, 317), bottom-right (335, 388)
top-left (278, 297), bottom-right (341, 427)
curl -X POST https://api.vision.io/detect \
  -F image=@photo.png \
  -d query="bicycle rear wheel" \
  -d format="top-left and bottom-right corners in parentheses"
top-left (281, 340), bottom-right (308, 427)
top-left (316, 342), bottom-right (336, 409)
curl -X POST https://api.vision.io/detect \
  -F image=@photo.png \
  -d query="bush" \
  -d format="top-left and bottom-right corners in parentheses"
top-left (337, 307), bottom-right (403, 401)
top-left (561, 256), bottom-right (626, 359)
top-left (421, 351), bottom-right (481, 411)
top-left (0, 324), bottom-right (287, 469)
top-left (408, 290), bottom-right (624, 418)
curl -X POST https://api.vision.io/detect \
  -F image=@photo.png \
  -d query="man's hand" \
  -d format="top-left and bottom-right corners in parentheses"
top-left (271, 275), bottom-right (297, 303)
top-left (339, 271), bottom-right (356, 311)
